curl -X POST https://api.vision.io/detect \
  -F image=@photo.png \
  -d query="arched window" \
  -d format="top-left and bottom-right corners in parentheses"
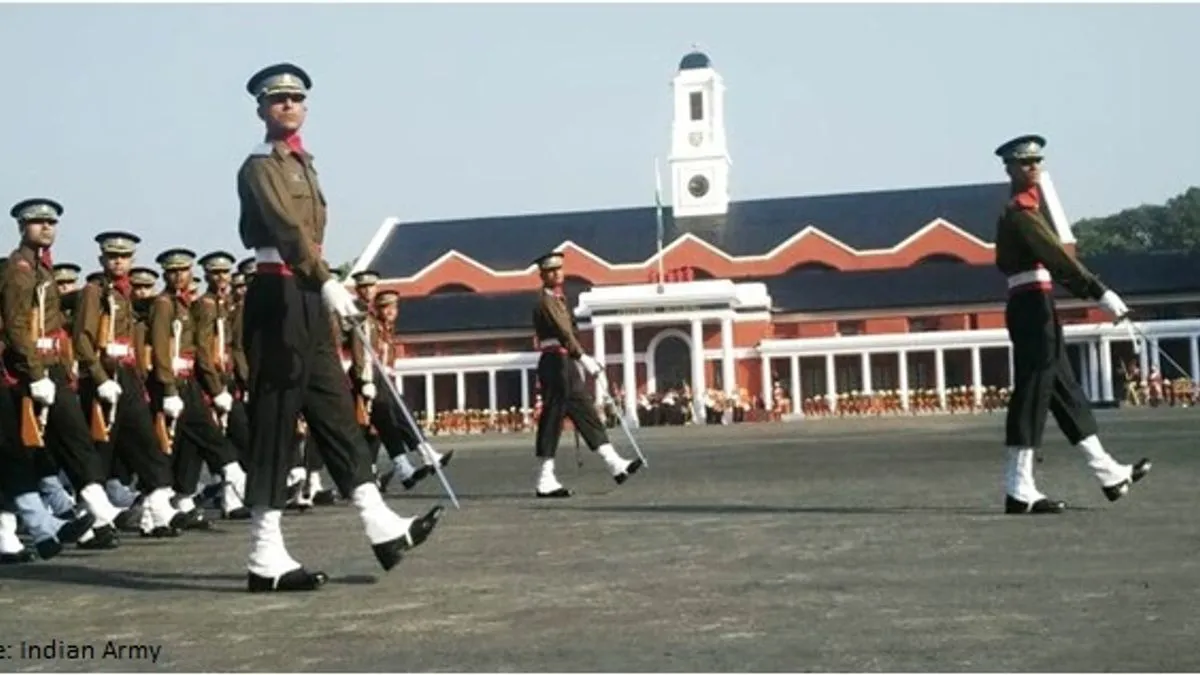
top-left (913, 253), bottom-right (967, 266)
top-left (785, 261), bottom-right (838, 274)
top-left (429, 282), bottom-right (475, 295)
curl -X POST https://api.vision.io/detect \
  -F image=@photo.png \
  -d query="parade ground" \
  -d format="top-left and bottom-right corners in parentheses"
top-left (0, 408), bottom-right (1197, 672)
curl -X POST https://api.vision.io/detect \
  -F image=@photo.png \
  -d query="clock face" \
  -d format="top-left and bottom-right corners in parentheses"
top-left (688, 131), bottom-right (704, 147)
top-left (688, 175), bottom-right (710, 198)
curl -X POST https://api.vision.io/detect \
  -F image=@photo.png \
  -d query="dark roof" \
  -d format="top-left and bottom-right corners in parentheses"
top-left (368, 181), bottom-right (1011, 280)
top-left (679, 51), bottom-right (711, 70)
top-left (391, 252), bottom-right (1200, 335)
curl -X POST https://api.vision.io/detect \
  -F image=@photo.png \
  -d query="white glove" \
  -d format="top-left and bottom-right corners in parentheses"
top-left (97, 380), bottom-right (122, 404)
top-left (212, 390), bottom-right (234, 413)
top-left (1098, 290), bottom-right (1129, 322)
top-left (30, 378), bottom-right (55, 406)
top-left (162, 395), bottom-right (184, 419)
top-left (579, 354), bottom-right (603, 377)
top-left (361, 382), bottom-right (377, 400)
top-left (320, 279), bottom-right (362, 320)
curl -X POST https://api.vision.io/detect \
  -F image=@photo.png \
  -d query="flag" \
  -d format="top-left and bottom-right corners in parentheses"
top-left (654, 159), bottom-right (666, 294)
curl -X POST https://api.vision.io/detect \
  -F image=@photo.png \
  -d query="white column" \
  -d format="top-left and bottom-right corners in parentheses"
top-left (970, 346), bottom-right (982, 408)
top-left (760, 355), bottom-right (773, 409)
top-left (690, 319), bottom-right (706, 422)
top-left (1190, 335), bottom-right (1200, 383)
top-left (1137, 339), bottom-right (1149, 384)
top-left (425, 372), bottom-right (436, 421)
top-left (789, 354), bottom-right (802, 416)
top-left (621, 321), bottom-right (637, 425)
top-left (1077, 344), bottom-right (1090, 399)
top-left (395, 373), bottom-right (404, 394)
top-left (934, 348), bottom-right (946, 410)
top-left (1100, 337), bottom-right (1114, 402)
top-left (825, 352), bottom-right (837, 412)
top-left (1007, 347), bottom-right (1015, 387)
top-left (860, 352), bottom-right (872, 394)
top-left (898, 350), bottom-right (910, 411)
top-left (487, 369), bottom-right (497, 412)
top-left (519, 368), bottom-right (530, 410)
top-left (593, 323), bottom-right (607, 403)
top-left (1150, 338), bottom-right (1161, 373)
top-left (455, 371), bottom-right (466, 410)
top-left (1087, 341), bottom-right (1100, 403)
top-left (721, 316), bottom-right (735, 397)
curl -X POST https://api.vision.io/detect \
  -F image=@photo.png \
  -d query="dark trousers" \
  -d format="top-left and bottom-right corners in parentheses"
top-left (1004, 291), bottom-right (1098, 448)
top-left (534, 352), bottom-right (608, 458)
top-left (0, 365), bottom-right (105, 496)
top-left (243, 274), bottom-right (374, 509)
top-left (226, 398), bottom-right (251, 468)
top-left (366, 371), bottom-right (421, 460)
top-left (153, 380), bottom-right (239, 495)
top-left (78, 367), bottom-right (173, 492)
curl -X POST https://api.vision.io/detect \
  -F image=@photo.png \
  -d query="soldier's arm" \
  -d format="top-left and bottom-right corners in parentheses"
top-left (239, 158), bottom-right (332, 286)
top-left (1012, 209), bottom-right (1107, 300)
top-left (348, 321), bottom-right (367, 382)
top-left (539, 293), bottom-right (584, 358)
top-left (72, 284), bottom-right (109, 385)
top-left (190, 299), bottom-right (224, 397)
top-left (0, 261), bottom-right (45, 381)
top-left (149, 297), bottom-right (178, 397)
top-left (231, 308), bottom-right (250, 388)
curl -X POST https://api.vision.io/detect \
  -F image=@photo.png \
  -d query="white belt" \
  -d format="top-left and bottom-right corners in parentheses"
top-left (35, 337), bottom-right (57, 351)
top-left (1007, 269), bottom-right (1052, 289)
top-left (105, 344), bottom-right (131, 358)
top-left (540, 338), bottom-right (562, 348)
top-left (172, 357), bottom-right (194, 372)
top-left (256, 247), bottom-right (283, 264)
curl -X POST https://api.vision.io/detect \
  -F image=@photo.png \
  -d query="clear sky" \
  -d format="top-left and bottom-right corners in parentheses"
top-left (1, 3), bottom-right (1196, 270)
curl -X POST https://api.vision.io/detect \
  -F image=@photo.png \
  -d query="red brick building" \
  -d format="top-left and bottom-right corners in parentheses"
top-left (347, 51), bottom-right (1200, 425)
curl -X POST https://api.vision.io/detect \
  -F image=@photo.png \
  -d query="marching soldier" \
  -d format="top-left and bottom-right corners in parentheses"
top-left (350, 290), bottom-right (447, 493)
top-left (74, 231), bottom-right (187, 536)
top-left (993, 134), bottom-right (1150, 514)
top-left (191, 251), bottom-right (250, 519)
top-left (147, 248), bottom-right (247, 528)
top-left (530, 251), bottom-right (641, 497)
top-left (236, 62), bottom-right (441, 592)
top-left (130, 267), bottom-right (159, 300)
top-left (351, 270), bottom-right (378, 310)
top-left (0, 198), bottom-right (124, 545)
top-left (54, 263), bottom-right (82, 297)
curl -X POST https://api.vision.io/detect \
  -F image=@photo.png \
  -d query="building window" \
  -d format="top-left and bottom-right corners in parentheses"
top-left (689, 91), bottom-right (704, 121)
top-left (909, 317), bottom-right (936, 332)
top-left (836, 321), bottom-right (863, 336)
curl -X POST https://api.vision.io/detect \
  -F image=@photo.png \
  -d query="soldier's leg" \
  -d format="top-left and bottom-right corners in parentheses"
top-left (0, 506), bottom-right (35, 564)
top-left (372, 372), bottom-right (452, 471)
top-left (533, 355), bottom-right (573, 496)
top-left (1045, 335), bottom-right (1150, 499)
top-left (41, 367), bottom-right (123, 534)
top-left (562, 361), bottom-right (640, 482)
top-left (227, 399), bottom-right (251, 468)
top-left (176, 383), bottom-right (248, 519)
top-left (1001, 297), bottom-right (1062, 513)
top-left (370, 391), bottom-right (436, 492)
top-left (108, 368), bottom-right (185, 535)
top-left (31, 451), bottom-right (76, 517)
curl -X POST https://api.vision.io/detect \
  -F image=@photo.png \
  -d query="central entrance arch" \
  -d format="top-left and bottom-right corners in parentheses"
top-left (646, 328), bottom-right (693, 394)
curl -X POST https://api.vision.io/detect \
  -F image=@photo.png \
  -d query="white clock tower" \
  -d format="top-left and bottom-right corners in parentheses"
top-left (668, 50), bottom-right (731, 219)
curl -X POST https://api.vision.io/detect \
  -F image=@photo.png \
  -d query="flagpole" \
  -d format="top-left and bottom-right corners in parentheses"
top-left (654, 158), bottom-right (666, 295)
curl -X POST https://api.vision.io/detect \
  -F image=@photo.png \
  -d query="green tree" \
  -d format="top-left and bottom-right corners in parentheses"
top-left (1074, 186), bottom-right (1200, 255)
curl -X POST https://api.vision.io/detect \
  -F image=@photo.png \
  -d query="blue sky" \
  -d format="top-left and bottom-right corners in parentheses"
top-left (1, 3), bottom-right (1196, 270)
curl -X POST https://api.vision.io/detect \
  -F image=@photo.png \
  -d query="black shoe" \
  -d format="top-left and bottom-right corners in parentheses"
top-left (613, 458), bottom-right (644, 485)
top-left (311, 490), bottom-right (336, 506)
top-left (1103, 459), bottom-right (1152, 502)
top-left (178, 509), bottom-right (213, 530)
top-left (141, 526), bottom-right (181, 538)
top-left (0, 549), bottom-right (35, 564)
top-left (437, 450), bottom-right (454, 467)
top-left (78, 524), bottom-right (120, 550)
top-left (113, 507), bottom-right (143, 533)
top-left (536, 486), bottom-right (572, 498)
top-left (57, 512), bottom-right (96, 544)
top-left (1004, 495), bottom-right (1067, 514)
top-left (35, 539), bottom-right (63, 560)
top-left (377, 468), bottom-right (396, 493)
top-left (401, 466), bottom-right (434, 491)
top-left (223, 506), bottom-right (252, 520)
top-left (247, 567), bottom-right (328, 593)
top-left (372, 506), bottom-right (445, 571)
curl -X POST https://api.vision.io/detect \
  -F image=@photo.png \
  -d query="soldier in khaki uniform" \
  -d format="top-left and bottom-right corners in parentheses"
top-left (0, 198), bottom-right (123, 547)
top-left (191, 250), bottom-right (250, 519)
top-left (530, 252), bottom-right (640, 497)
top-left (993, 135), bottom-right (1150, 514)
top-left (236, 62), bottom-right (441, 592)
top-left (147, 248), bottom-right (246, 529)
top-left (350, 290), bottom-right (447, 493)
top-left (74, 232), bottom-right (186, 536)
